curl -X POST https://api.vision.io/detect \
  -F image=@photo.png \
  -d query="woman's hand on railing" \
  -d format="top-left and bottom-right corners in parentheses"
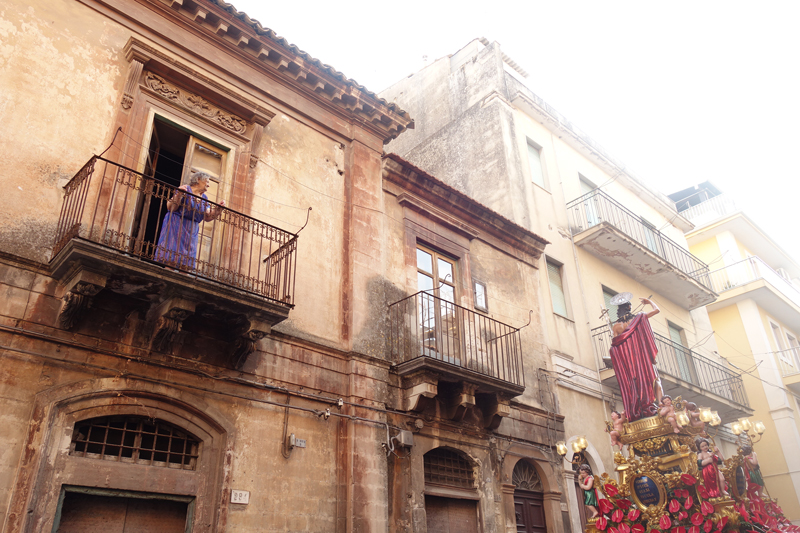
top-left (166, 185), bottom-right (189, 212)
top-left (205, 199), bottom-right (226, 221)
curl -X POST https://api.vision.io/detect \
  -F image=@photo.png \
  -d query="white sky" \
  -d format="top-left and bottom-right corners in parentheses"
top-left (231, 0), bottom-right (800, 264)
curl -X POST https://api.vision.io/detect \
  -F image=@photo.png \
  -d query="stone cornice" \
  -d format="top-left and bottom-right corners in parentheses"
top-left (135, 0), bottom-right (414, 144)
top-left (383, 154), bottom-right (549, 265)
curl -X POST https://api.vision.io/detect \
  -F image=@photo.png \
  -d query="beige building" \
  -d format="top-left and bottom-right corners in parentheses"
top-left (0, 2), bottom-right (579, 533)
top-left (671, 183), bottom-right (800, 521)
top-left (381, 39), bottom-right (753, 531)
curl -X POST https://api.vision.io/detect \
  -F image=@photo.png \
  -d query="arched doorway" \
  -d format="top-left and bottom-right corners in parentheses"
top-left (512, 460), bottom-right (547, 533)
top-left (423, 447), bottom-right (479, 533)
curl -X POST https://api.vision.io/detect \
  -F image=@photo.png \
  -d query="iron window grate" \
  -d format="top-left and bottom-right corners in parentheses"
top-left (70, 416), bottom-right (199, 470)
top-left (424, 448), bottom-right (475, 489)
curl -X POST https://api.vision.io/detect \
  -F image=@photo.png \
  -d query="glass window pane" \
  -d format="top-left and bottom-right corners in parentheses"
top-left (528, 142), bottom-right (544, 188)
top-left (440, 284), bottom-right (454, 303)
top-left (437, 258), bottom-right (453, 283)
top-left (475, 282), bottom-right (486, 310)
top-left (418, 272), bottom-right (434, 292)
top-left (417, 249), bottom-right (433, 274)
top-left (547, 261), bottom-right (567, 316)
top-left (603, 288), bottom-right (618, 322)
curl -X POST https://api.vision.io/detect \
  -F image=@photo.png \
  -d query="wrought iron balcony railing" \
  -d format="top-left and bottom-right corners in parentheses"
top-left (389, 291), bottom-right (525, 388)
top-left (566, 190), bottom-right (712, 290)
top-left (676, 194), bottom-right (738, 225)
top-left (592, 326), bottom-right (749, 408)
top-left (53, 156), bottom-right (298, 306)
top-left (708, 256), bottom-right (800, 310)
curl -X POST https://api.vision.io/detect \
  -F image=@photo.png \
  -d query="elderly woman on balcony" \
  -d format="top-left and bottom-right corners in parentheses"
top-left (155, 171), bottom-right (225, 269)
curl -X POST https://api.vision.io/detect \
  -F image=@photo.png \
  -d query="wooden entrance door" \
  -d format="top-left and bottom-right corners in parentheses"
top-left (57, 492), bottom-right (189, 532)
top-left (514, 490), bottom-right (546, 533)
top-left (425, 495), bottom-right (478, 533)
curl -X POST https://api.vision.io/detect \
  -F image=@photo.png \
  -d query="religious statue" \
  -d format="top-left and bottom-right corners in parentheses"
top-left (696, 438), bottom-right (728, 498)
top-left (684, 402), bottom-right (707, 431)
top-left (608, 294), bottom-right (662, 421)
top-left (606, 410), bottom-right (627, 451)
top-left (578, 464), bottom-right (600, 519)
top-left (741, 445), bottom-right (764, 499)
top-left (658, 395), bottom-right (681, 434)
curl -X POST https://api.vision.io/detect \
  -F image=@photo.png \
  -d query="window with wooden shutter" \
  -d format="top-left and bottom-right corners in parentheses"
top-left (546, 259), bottom-right (568, 317)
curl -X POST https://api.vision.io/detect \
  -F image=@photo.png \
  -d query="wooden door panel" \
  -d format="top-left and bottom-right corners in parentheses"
top-left (56, 493), bottom-right (188, 533)
top-left (514, 490), bottom-right (547, 533)
top-left (425, 495), bottom-right (478, 533)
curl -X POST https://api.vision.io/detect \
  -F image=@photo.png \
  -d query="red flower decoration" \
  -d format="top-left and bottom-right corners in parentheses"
top-left (697, 485), bottom-right (709, 499)
top-left (597, 516), bottom-right (608, 530)
top-left (672, 527), bottom-right (686, 533)
top-left (628, 509), bottom-right (641, 521)
top-left (703, 519), bottom-right (713, 533)
top-left (678, 511), bottom-right (688, 521)
top-left (660, 515), bottom-right (672, 530)
top-left (691, 513), bottom-right (704, 526)
top-left (612, 509), bottom-right (624, 523)
top-left (684, 496), bottom-right (694, 509)
top-left (605, 483), bottom-right (620, 497)
top-left (608, 527), bottom-right (619, 533)
top-left (700, 501), bottom-right (714, 516)
top-left (632, 525), bottom-right (644, 533)
top-left (715, 517), bottom-right (727, 531)
top-left (599, 499), bottom-right (615, 514)
top-left (669, 499), bottom-right (681, 513)
top-left (616, 499), bottom-right (632, 510)
top-left (619, 523), bottom-right (630, 533)
top-left (681, 474), bottom-right (697, 485)
top-left (688, 527), bottom-right (699, 533)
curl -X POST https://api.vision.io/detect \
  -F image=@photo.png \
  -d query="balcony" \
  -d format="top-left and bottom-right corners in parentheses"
top-left (566, 190), bottom-right (716, 310)
top-left (389, 291), bottom-right (525, 429)
top-left (706, 256), bottom-right (800, 332)
top-left (776, 351), bottom-right (800, 395)
top-left (592, 326), bottom-right (752, 422)
top-left (677, 194), bottom-right (738, 226)
top-left (50, 156), bottom-right (298, 369)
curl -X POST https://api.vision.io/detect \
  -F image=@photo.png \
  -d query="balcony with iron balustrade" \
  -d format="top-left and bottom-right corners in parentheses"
top-left (776, 350), bottom-right (800, 395)
top-left (389, 290), bottom-right (526, 429)
top-left (51, 156), bottom-right (300, 370)
top-left (566, 190), bottom-right (716, 310)
top-left (705, 256), bottom-right (800, 333)
top-left (592, 325), bottom-right (752, 422)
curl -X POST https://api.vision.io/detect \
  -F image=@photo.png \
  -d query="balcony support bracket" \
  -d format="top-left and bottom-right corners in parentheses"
top-left (445, 382), bottom-right (478, 421)
top-left (482, 393), bottom-right (512, 430)
top-left (150, 298), bottom-right (196, 353)
top-left (229, 319), bottom-right (271, 370)
top-left (58, 269), bottom-right (107, 330)
top-left (403, 372), bottom-right (439, 412)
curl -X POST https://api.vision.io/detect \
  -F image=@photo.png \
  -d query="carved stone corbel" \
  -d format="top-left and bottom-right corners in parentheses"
top-left (121, 45), bottom-right (147, 111)
top-left (58, 270), bottom-right (107, 330)
top-left (402, 372), bottom-right (439, 412)
top-left (248, 116), bottom-right (270, 169)
top-left (445, 382), bottom-right (478, 421)
top-left (150, 299), bottom-right (195, 352)
top-left (482, 393), bottom-right (512, 430)
top-left (229, 319), bottom-right (270, 369)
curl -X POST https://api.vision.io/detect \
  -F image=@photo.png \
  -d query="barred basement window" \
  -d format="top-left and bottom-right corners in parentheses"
top-left (70, 416), bottom-right (199, 470)
top-left (424, 448), bottom-right (475, 489)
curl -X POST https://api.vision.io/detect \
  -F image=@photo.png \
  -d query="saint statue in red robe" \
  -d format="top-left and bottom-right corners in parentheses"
top-left (609, 298), bottom-right (662, 422)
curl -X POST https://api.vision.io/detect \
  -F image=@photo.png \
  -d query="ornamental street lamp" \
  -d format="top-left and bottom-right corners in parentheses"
top-left (731, 417), bottom-right (766, 444)
top-left (557, 437), bottom-right (588, 466)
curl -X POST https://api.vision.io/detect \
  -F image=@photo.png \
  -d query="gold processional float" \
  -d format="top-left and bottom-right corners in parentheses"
top-left (561, 293), bottom-right (799, 533)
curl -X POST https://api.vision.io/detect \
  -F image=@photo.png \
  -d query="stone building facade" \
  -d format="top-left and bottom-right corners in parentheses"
top-left (0, 1), bottom-right (565, 532)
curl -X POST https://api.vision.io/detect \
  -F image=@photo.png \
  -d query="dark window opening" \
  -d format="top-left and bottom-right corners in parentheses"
top-left (424, 448), bottom-right (475, 489)
top-left (70, 416), bottom-right (200, 470)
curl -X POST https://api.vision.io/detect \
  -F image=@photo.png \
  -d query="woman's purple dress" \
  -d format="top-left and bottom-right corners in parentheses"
top-left (154, 185), bottom-right (209, 269)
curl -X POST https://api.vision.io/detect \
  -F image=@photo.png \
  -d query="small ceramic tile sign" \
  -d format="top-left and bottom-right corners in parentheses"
top-left (231, 490), bottom-right (250, 505)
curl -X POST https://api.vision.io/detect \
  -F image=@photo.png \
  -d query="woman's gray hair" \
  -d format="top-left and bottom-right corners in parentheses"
top-left (188, 171), bottom-right (212, 186)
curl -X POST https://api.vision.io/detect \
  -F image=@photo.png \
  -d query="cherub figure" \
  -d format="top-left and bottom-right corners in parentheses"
top-left (696, 438), bottom-right (729, 498)
top-left (606, 410), bottom-right (627, 451)
top-left (659, 395), bottom-right (681, 433)
top-left (578, 464), bottom-right (600, 518)
top-left (685, 402), bottom-right (706, 431)
top-left (741, 445), bottom-right (764, 499)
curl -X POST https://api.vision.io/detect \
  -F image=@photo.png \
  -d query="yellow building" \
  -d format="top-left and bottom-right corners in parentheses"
top-left (672, 182), bottom-right (800, 522)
